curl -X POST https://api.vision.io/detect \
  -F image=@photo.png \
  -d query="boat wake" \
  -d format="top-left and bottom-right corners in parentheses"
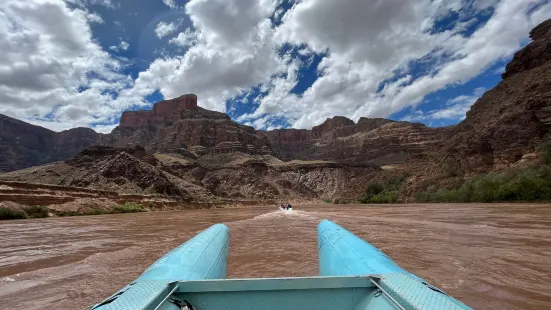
top-left (282, 210), bottom-right (319, 220)
top-left (228, 210), bottom-right (319, 226)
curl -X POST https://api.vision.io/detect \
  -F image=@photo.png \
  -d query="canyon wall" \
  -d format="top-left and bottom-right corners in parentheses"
top-left (266, 118), bottom-right (450, 164)
top-left (0, 92), bottom-right (446, 172)
top-left (442, 19), bottom-right (551, 172)
top-left (108, 93), bottom-right (449, 165)
top-left (0, 114), bottom-right (103, 172)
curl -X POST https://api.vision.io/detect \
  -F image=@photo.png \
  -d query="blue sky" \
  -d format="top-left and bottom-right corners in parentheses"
top-left (0, 0), bottom-right (549, 132)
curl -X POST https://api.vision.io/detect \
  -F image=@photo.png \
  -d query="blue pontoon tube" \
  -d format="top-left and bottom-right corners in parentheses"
top-left (90, 220), bottom-right (471, 310)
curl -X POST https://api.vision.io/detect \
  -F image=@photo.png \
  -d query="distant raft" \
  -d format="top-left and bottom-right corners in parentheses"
top-left (90, 220), bottom-right (471, 310)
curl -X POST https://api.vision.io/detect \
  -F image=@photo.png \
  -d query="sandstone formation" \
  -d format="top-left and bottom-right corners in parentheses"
top-left (0, 180), bottom-right (270, 211)
top-left (119, 94), bottom-right (199, 127)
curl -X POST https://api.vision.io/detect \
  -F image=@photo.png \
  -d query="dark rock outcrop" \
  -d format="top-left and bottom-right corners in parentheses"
top-left (502, 19), bottom-right (551, 79)
top-left (65, 146), bottom-right (184, 196)
top-left (0, 146), bottom-right (190, 197)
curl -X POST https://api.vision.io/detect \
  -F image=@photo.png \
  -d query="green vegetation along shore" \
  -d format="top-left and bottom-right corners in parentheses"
top-left (357, 145), bottom-right (551, 204)
top-left (0, 202), bottom-right (147, 220)
top-left (416, 164), bottom-right (551, 203)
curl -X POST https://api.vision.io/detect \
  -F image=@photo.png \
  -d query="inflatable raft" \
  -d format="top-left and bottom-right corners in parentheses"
top-left (90, 220), bottom-right (471, 310)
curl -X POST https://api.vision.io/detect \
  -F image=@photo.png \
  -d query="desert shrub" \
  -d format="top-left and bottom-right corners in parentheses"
top-left (365, 182), bottom-right (384, 197)
top-left (70, 211), bottom-right (104, 216)
top-left (500, 173), bottom-right (551, 201)
top-left (359, 174), bottom-right (408, 203)
top-left (443, 158), bottom-right (464, 177)
top-left (84, 209), bottom-right (110, 215)
top-left (25, 205), bottom-right (50, 218)
top-left (540, 143), bottom-right (551, 165)
top-left (111, 203), bottom-right (147, 213)
top-left (383, 173), bottom-right (410, 190)
top-left (54, 209), bottom-right (110, 217)
top-left (420, 182), bottom-right (474, 203)
top-left (0, 207), bottom-right (28, 220)
top-left (323, 199), bottom-right (332, 204)
top-left (471, 173), bottom-right (501, 202)
top-left (55, 203), bottom-right (146, 216)
top-left (333, 199), bottom-right (350, 204)
top-left (54, 211), bottom-right (80, 217)
top-left (368, 191), bottom-right (399, 203)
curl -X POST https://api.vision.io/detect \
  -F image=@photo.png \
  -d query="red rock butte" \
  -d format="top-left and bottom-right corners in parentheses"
top-left (120, 94), bottom-right (198, 127)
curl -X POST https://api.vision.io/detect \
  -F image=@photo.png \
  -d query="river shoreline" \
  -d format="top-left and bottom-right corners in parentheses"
top-left (3, 200), bottom-right (551, 220)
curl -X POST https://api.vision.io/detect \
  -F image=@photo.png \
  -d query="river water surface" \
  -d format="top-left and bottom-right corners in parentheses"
top-left (1, 204), bottom-right (551, 309)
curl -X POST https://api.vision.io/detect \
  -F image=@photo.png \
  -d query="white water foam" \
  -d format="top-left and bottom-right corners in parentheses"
top-left (228, 210), bottom-right (320, 226)
top-left (283, 210), bottom-right (319, 220)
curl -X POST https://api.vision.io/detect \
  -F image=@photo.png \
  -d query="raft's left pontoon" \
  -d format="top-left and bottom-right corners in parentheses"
top-left (91, 223), bottom-right (230, 310)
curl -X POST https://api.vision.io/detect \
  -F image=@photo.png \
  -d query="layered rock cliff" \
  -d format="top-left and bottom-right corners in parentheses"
top-left (267, 118), bottom-right (450, 164)
top-left (442, 19), bottom-right (551, 172)
top-left (0, 94), bottom-right (446, 171)
top-left (109, 94), bottom-right (271, 156)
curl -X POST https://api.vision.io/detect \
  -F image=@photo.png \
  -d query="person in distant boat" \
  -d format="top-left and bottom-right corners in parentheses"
top-left (287, 203), bottom-right (292, 210)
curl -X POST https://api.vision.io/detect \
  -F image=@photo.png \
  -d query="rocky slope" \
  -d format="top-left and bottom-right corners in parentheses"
top-left (0, 146), bottom-right (380, 201)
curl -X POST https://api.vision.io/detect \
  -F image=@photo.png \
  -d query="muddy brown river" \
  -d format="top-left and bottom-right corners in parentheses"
top-left (1, 203), bottom-right (551, 309)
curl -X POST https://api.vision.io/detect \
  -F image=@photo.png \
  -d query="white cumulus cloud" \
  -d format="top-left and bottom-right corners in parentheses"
top-left (133, 0), bottom-right (284, 112)
top-left (0, 0), bottom-right (145, 132)
top-left (237, 0), bottom-right (551, 129)
top-left (402, 87), bottom-right (487, 123)
top-left (109, 39), bottom-right (129, 51)
top-left (155, 20), bottom-right (181, 38)
top-left (2, 0), bottom-right (550, 134)
top-left (169, 27), bottom-right (199, 47)
top-left (162, 0), bottom-right (179, 9)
